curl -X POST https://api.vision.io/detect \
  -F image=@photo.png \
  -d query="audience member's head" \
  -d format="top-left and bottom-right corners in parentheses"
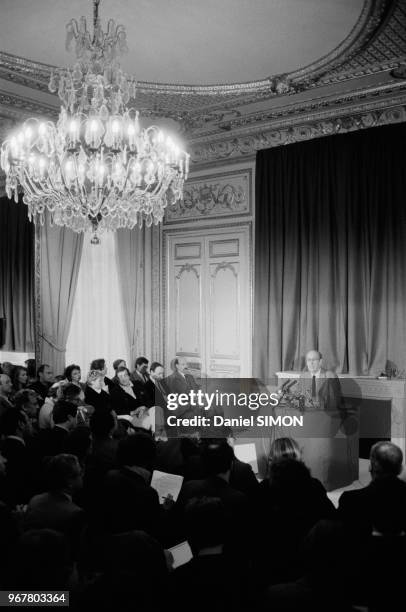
top-left (52, 400), bottom-right (78, 430)
top-left (37, 364), bottom-right (54, 385)
top-left (0, 373), bottom-right (12, 397)
top-left (117, 432), bottom-right (156, 472)
top-left (0, 362), bottom-right (14, 377)
top-left (11, 366), bottom-right (28, 392)
top-left (13, 388), bottom-right (40, 419)
top-left (60, 382), bottom-right (84, 405)
top-left (87, 369), bottom-right (105, 390)
top-left (170, 356), bottom-right (187, 373)
top-left (90, 359), bottom-right (107, 375)
top-left (268, 437), bottom-right (302, 466)
top-left (63, 364), bottom-right (81, 384)
top-left (184, 496), bottom-right (227, 555)
top-left (116, 366), bottom-right (131, 386)
top-left (201, 439), bottom-right (234, 479)
top-left (90, 410), bottom-right (116, 439)
top-left (135, 357), bottom-right (149, 374)
top-left (113, 358), bottom-right (126, 372)
top-left (150, 362), bottom-right (164, 380)
top-left (11, 529), bottom-right (72, 589)
top-left (44, 454), bottom-right (82, 494)
top-left (25, 359), bottom-right (37, 381)
top-left (268, 457), bottom-right (312, 494)
top-left (370, 441), bottom-right (403, 479)
top-left (0, 408), bottom-right (33, 439)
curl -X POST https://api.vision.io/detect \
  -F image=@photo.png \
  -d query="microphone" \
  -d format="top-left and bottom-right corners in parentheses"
top-left (284, 379), bottom-right (298, 391)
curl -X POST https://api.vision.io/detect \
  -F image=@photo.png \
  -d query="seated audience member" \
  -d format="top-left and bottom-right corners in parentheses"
top-left (38, 385), bottom-right (59, 429)
top-left (14, 388), bottom-right (40, 426)
top-left (76, 530), bottom-right (169, 612)
top-left (0, 373), bottom-right (14, 417)
top-left (9, 529), bottom-right (73, 591)
top-left (176, 439), bottom-right (249, 551)
top-left (60, 382), bottom-right (92, 426)
top-left (24, 454), bottom-right (85, 554)
top-left (0, 362), bottom-right (14, 378)
top-left (254, 438), bottom-right (336, 585)
top-left (183, 437), bottom-right (259, 498)
top-left (98, 432), bottom-right (161, 537)
top-left (0, 408), bottom-right (35, 506)
top-left (11, 366), bottom-right (28, 394)
top-left (165, 357), bottom-right (200, 421)
top-left (130, 356), bottom-right (155, 406)
top-left (338, 441), bottom-right (406, 537)
top-left (25, 359), bottom-right (37, 385)
top-left (112, 358), bottom-right (127, 381)
top-left (109, 366), bottom-right (144, 416)
top-left (84, 411), bottom-right (117, 503)
top-left (90, 358), bottom-right (114, 392)
top-left (171, 497), bottom-right (251, 612)
top-left (28, 364), bottom-right (54, 402)
top-left (85, 370), bottom-right (112, 414)
top-left (37, 400), bottom-right (78, 459)
top-left (63, 364), bottom-right (84, 390)
top-left (267, 520), bottom-right (354, 612)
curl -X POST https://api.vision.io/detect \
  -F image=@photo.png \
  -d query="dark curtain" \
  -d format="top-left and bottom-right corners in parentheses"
top-left (0, 196), bottom-right (35, 351)
top-left (254, 123), bottom-right (406, 380)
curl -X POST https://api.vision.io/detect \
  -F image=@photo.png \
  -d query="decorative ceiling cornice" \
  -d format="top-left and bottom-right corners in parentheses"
top-left (188, 93), bottom-right (406, 167)
top-left (0, 0), bottom-right (404, 117)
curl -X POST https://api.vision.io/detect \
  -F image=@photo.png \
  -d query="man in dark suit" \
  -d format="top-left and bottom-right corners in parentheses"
top-left (165, 357), bottom-right (201, 423)
top-left (130, 356), bottom-right (155, 407)
top-left (176, 439), bottom-right (250, 552)
top-left (23, 454), bottom-right (85, 556)
top-left (28, 364), bottom-right (54, 403)
top-left (37, 400), bottom-right (78, 460)
top-left (298, 349), bottom-right (341, 411)
top-left (0, 408), bottom-right (35, 505)
top-left (171, 496), bottom-right (251, 612)
top-left (97, 433), bottom-right (162, 540)
top-left (338, 441), bottom-right (406, 536)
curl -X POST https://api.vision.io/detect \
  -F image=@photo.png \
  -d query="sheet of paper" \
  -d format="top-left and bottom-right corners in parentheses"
top-left (168, 541), bottom-right (193, 569)
top-left (233, 442), bottom-right (259, 474)
top-left (151, 470), bottom-right (184, 503)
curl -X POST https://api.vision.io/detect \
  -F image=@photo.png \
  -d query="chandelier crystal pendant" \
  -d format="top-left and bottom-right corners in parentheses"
top-left (0, 0), bottom-right (189, 241)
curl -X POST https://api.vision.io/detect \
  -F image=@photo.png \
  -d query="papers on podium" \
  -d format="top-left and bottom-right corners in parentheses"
top-left (151, 470), bottom-right (184, 503)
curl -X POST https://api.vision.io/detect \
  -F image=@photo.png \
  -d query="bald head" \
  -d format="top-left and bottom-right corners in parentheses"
top-left (370, 442), bottom-right (403, 479)
top-left (306, 350), bottom-right (322, 375)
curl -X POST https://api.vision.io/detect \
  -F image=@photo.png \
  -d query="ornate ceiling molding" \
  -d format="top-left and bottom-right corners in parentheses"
top-left (189, 95), bottom-right (406, 167)
top-left (0, 0), bottom-right (404, 117)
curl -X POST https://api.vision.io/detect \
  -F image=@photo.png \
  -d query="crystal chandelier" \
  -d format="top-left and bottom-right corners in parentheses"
top-left (0, 0), bottom-right (189, 242)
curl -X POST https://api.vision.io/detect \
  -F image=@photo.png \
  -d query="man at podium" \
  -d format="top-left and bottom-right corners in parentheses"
top-left (297, 349), bottom-right (342, 413)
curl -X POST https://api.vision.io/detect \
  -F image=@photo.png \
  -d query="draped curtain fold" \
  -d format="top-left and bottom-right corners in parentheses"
top-left (254, 123), bottom-right (406, 380)
top-left (39, 218), bottom-right (83, 373)
top-left (0, 196), bottom-right (35, 351)
top-left (115, 225), bottom-right (160, 369)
